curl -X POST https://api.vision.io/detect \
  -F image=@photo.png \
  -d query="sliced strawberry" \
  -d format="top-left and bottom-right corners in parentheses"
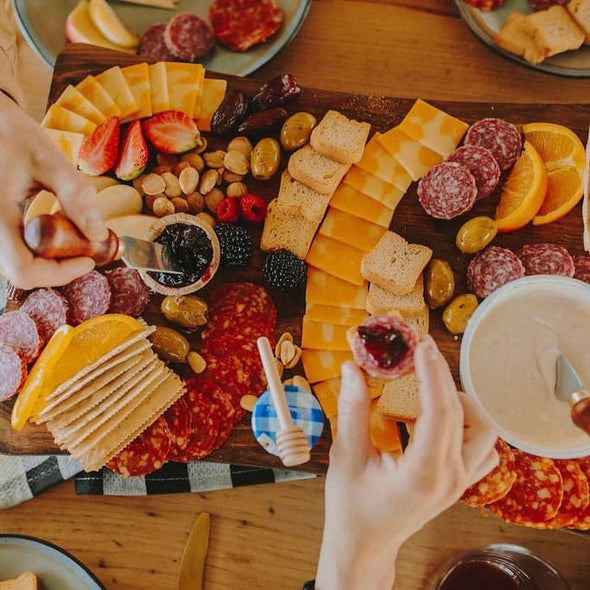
top-left (115, 120), bottom-right (149, 181)
top-left (78, 116), bottom-right (120, 176)
top-left (142, 110), bottom-right (200, 154)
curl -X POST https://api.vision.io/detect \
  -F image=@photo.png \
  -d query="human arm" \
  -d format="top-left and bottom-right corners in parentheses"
top-left (315, 335), bottom-right (499, 590)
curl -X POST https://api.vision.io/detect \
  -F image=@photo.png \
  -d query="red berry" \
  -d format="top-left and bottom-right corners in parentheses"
top-left (239, 193), bottom-right (267, 223)
top-left (142, 110), bottom-right (201, 154)
top-left (78, 116), bottom-right (120, 176)
top-left (217, 197), bottom-right (240, 223)
top-left (114, 120), bottom-right (148, 181)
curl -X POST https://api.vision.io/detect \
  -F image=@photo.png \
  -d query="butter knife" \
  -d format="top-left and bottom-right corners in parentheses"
top-left (555, 353), bottom-right (590, 435)
top-left (177, 512), bottom-right (210, 590)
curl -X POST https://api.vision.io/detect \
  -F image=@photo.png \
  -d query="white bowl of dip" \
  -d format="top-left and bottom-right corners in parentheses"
top-left (460, 275), bottom-right (590, 459)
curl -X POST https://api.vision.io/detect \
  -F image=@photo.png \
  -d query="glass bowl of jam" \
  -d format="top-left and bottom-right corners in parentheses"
top-left (139, 213), bottom-right (220, 296)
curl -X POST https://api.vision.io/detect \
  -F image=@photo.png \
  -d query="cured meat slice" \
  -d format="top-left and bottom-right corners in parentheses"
top-left (207, 304), bottom-right (275, 337)
top-left (446, 145), bottom-right (501, 200)
top-left (417, 162), bottom-right (477, 220)
top-left (466, 246), bottom-right (525, 299)
top-left (463, 118), bottom-right (522, 171)
top-left (201, 318), bottom-right (274, 344)
top-left (0, 345), bottom-right (27, 401)
top-left (0, 310), bottom-right (43, 362)
top-left (164, 13), bottom-right (214, 61)
top-left (208, 282), bottom-right (275, 316)
top-left (138, 23), bottom-right (178, 61)
top-left (573, 255), bottom-right (590, 284)
top-left (202, 354), bottom-right (252, 407)
top-left (21, 288), bottom-right (70, 342)
top-left (567, 457), bottom-right (590, 530)
top-left (461, 438), bottom-right (517, 507)
top-left (211, 387), bottom-right (236, 449)
top-left (210, 0), bottom-right (284, 52)
top-left (62, 270), bottom-right (111, 325)
top-left (488, 450), bottom-right (563, 526)
top-left (163, 396), bottom-right (192, 458)
top-left (106, 267), bottom-right (150, 318)
top-left (516, 243), bottom-right (575, 277)
top-left (106, 416), bottom-right (172, 477)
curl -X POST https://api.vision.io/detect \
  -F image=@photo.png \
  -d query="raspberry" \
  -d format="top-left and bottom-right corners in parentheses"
top-left (217, 197), bottom-right (240, 223)
top-left (239, 193), bottom-right (267, 223)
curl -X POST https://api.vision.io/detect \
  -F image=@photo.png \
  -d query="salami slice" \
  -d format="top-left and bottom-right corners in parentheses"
top-left (210, 0), bottom-right (284, 52)
top-left (21, 288), bottom-right (70, 343)
top-left (466, 246), bottom-right (525, 299)
top-left (567, 457), bottom-right (590, 530)
top-left (209, 282), bottom-right (275, 316)
top-left (573, 255), bottom-right (590, 284)
top-left (0, 310), bottom-right (43, 363)
top-left (461, 438), bottom-right (517, 507)
top-left (164, 13), bottom-right (214, 61)
top-left (0, 345), bottom-right (28, 401)
top-left (106, 416), bottom-right (172, 477)
top-left (417, 162), bottom-right (477, 220)
top-left (211, 387), bottom-right (236, 449)
top-left (201, 318), bottom-right (274, 344)
top-left (106, 267), bottom-right (150, 318)
top-left (516, 243), bottom-right (575, 277)
top-left (62, 270), bottom-right (111, 325)
top-left (138, 23), bottom-right (179, 61)
top-left (464, 118), bottom-right (522, 171)
top-left (488, 450), bottom-right (563, 526)
top-left (163, 396), bottom-right (192, 458)
top-left (446, 145), bottom-right (500, 200)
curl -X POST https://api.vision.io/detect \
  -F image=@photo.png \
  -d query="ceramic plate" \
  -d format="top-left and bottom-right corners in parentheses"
top-left (455, 0), bottom-right (590, 77)
top-left (12, 0), bottom-right (311, 74)
top-left (0, 534), bottom-right (104, 589)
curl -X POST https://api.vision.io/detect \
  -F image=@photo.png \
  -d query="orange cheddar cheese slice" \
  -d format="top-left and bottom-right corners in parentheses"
top-left (195, 78), bottom-right (227, 131)
top-left (343, 166), bottom-right (404, 209)
top-left (330, 183), bottom-right (394, 228)
top-left (149, 62), bottom-right (170, 113)
top-left (41, 105), bottom-right (96, 135)
top-left (55, 85), bottom-right (106, 126)
top-left (305, 303), bottom-right (368, 327)
top-left (94, 66), bottom-right (139, 120)
top-left (166, 62), bottom-right (204, 115)
top-left (319, 207), bottom-right (387, 252)
top-left (357, 133), bottom-right (412, 191)
top-left (370, 400), bottom-right (402, 454)
top-left (312, 377), bottom-right (341, 419)
top-left (306, 234), bottom-right (366, 286)
top-left (398, 98), bottom-right (468, 158)
top-left (76, 75), bottom-right (121, 118)
top-left (377, 126), bottom-right (443, 181)
top-left (306, 267), bottom-right (367, 309)
top-left (121, 63), bottom-right (153, 121)
top-left (302, 350), bottom-right (354, 384)
top-left (43, 129), bottom-right (85, 164)
top-left (301, 317), bottom-right (350, 351)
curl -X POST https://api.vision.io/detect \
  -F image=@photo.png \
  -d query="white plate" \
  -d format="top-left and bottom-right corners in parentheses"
top-left (0, 534), bottom-right (104, 589)
top-left (11, 0), bottom-right (311, 75)
top-left (455, 0), bottom-right (590, 77)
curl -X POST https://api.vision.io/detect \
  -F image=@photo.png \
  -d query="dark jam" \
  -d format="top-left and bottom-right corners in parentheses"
top-left (438, 561), bottom-right (526, 590)
top-left (357, 324), bottom-right (408, 369)
top-left (148, 223), bottom-right (213, 288)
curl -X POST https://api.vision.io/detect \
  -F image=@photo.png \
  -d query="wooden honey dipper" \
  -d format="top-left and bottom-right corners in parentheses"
top-left (257, 336), bottom-right (311, 467)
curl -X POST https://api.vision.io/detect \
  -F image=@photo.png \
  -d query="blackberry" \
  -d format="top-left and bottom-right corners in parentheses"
top-left (214, 223), bottom-right (253, 268)
top-left (263, 249), bottom-right (307, 291)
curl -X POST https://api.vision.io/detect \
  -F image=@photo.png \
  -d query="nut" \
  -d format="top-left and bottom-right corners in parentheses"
top-left (172, 160), bottom-right (191, 176)
top-left (274, 357), bottom-right (284, 379)
top-left (141, 173), bottom-right (166, 196)
top-left (274, 332), bottom-right (293, 357)
top-left (178, 166), bottom-right (199, 195)
top-left (224, 150), bottom-right (250, 175)
top-left (152, 164), bottom-right (172, 175)
top-left (292, 375), bottom-right (311, 393)
top-left (144, 193), bottom-right (163, 211)
top-left (204, 187), bottom-right (224, 214)
top-left (152, 196), bottom-right (175, 217)
top-left (132, 174), bottom-right (145, 194)
top-left (186, 192), bottom-right (205, 214)
top-left (180, 152), bottom-right (205, 172)
top-left (194, 136), bottom-right (208, 154)
top-left (203, 149), bottom-right (226, 169)
top-left (222, 170), bottom-right (245, 183)
top-left (283, 344), bottom-right (302, 370)
top-left (187, 351), bottom-right (207, 374)
top-left (162, 171), bottom-right (182, 198)
top-left (227, 136), bottom-right (253, 157)
top-left (240, 394), bottom-right (258, 412)
top-left (171, 197), bottom-right (190, 213)
top-left (199, 169), bottom-right (219, 195)
top-left (226, 181), bottom-right (248, 198)
top-left (196, 211), bottom-right (216, 227)
top-left (282, 378), bottom-right (293, 387)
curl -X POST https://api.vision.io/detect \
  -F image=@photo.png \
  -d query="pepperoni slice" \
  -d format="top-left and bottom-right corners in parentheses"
top-left (164, 13), bottom-right (215, 61)
top-left (466, 246), bottom-right (525, 299)
top-left (0, 310), bottom-right (43, 363)
top-left (208, 282), bottom-right (275, 316)
top-left (461, 439), bottom-right (517, 507)
top-left (106, 267), bottom-right (151, 318)
top-left (573, 255), bottom-right (590, 284)
top-left (201, 354), bottom-right (252, 406)
top-left (62, 270), bottom-right (111, 325)
top-left (163, 396), bottom-right (192, 458)
top-left (417, 162), bottom-right (477, 220)
top-left (446, 145), bottom-right (500, 200)
top-left (516, 243), bottom-right (575, 277)
top-left (21, 288), bottom-right (70, 343)
top-left (138, 23), bottom-right (179, 61)
top-left (567, 456), bottom-right (590, 530)
top-left (464, 118), bottom-right (522, 171)
top-left (211, 387), bottom-right (236, 450)
top-left (0, 345), bottom-right (28, 401)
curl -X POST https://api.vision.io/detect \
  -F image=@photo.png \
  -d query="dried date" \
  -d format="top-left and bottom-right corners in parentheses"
top-left (251, 73), bottom-right (301, 111)
top-left (211, 89), bottom-right (249, 134)
top-left (237, 107), bottom-right (289, 137)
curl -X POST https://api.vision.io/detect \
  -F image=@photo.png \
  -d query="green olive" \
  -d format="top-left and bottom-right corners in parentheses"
top-left (149, 326), bottom-right (190, 363)
top-left (456, 216), bottom-right (497, 254)
top-left (250, 137), bottom-right (281, 180)
top-left (161, 295), bottom-right (208, 330)
top-left (425, 259), bottom-right (455, 309)
top-left (280, 112), bottom-right (317, 151)
top-left (442, 294), bottom-right (479, 335)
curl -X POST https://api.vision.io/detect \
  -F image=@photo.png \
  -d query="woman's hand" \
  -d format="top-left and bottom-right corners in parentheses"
top-left (315, 335), bottom-right (498, 590)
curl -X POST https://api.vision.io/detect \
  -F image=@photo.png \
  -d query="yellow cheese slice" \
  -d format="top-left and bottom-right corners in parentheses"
top-left (301, 317), bottom-right (351, 351)
top-left (94, 66), bottom-right (139, 120)
top-left (312, 377), bottom-right (341, 419)
top-left (55, 85), bottom-right (106, 125)
top-left (121, 63), bottom-right (153, 121)
top-left (166, 62), bottom-right (204, 115)
top-left (343, 166), bottom-right (405, 209)
top-left (377, 126), bottom-right (443, 181)
top-left (149, 62), bottom-right (170, 114)
top-left (76, 75), bottom-right (121, 118)
top-left (305, 303), bottom-right (368, 327)
top-left (319, 207), bottom-right (387, 252)
top-left (43, 128), bottom-right (85, 164)
top-left (41, 105), bottom-right (96, 135)
top-left (306, 267), bottom-right (367, 309)
top-left (357, 133), bottom-right (412, 191)
top-left (330, 183), bottom-right (394, 228)
top-left (195, 78), bottom-right (227, 131)
top-left (398, 98), bottom-right (468, 158)
top-left (306, 234), bottom-right (366, 286)
top-left (370, 400), bottom-right (402, 454)
top-left (302, 350), bottom-right (354, 384)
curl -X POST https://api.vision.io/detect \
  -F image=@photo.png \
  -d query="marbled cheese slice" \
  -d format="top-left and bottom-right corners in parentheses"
top-left (301, 317), bottom-right (351, 351)
top-left (319, 207), bottom-right (387, 252)
top-left (94, 66), bottom-right (139, 120)
top-left (55, 85), bottom-right (106, 125)
top-left (305, 303), bottom-right (368, 327)
top-left (41, 105), bottom-right (96, 135)
top-left (195, 78), bottom-right (227, 131)
top-left (166, 62), bottom-right (204, 115)
top-left (121, 63), bottom-right (153, 121)
top-left (330, 183), bottom-right (394, 228)
top-left (343, 166), bottom-right (405, 209)
top-left (306, 267), bottom-right (368, 309)
top-left (306, 234), bottom-right (366, 286)
top-left (76, 75), bottom-right (121, 118)
top-left (43, 128), bottom-right (85, 164)
top-left (302, 350), bottom-right (354, 384)
top-left (149, 62), bottom-right (170, 114)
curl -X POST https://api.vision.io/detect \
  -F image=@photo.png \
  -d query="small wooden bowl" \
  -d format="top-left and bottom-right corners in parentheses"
top-left (139, 213), bottom-right (220, 296)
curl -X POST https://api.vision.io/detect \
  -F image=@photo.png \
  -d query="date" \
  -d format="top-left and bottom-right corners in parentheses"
top-left (211, 89), bottom-right (249, 134)
top-left (251, 73), bottom-right (301, 111)
top-left (237, 107), bottom-right (289, 137)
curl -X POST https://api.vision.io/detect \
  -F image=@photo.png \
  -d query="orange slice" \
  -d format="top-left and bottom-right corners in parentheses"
top-left (495, 140), bottom-right (547, 233)
top-left (532, 166), bottom-right (583, 226)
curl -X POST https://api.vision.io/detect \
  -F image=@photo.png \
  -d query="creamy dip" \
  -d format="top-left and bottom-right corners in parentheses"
top-left (461, 277), bottom-right (590, 458)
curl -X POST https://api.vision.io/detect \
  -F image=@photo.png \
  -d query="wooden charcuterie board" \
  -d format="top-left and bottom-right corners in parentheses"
top-left (0, 43), bottom-right (589, 475)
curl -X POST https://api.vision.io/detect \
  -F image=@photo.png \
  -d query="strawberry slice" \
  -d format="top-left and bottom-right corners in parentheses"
top-left (115, 120), bottom-right (148, 181)
top-left (78, 116), bottom-right (120, 176)
top-left (142, 110), bottom-right (200, 154)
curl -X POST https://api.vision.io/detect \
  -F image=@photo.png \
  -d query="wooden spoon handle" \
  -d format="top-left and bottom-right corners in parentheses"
top-left (571, 393), bottom-right (590, 436)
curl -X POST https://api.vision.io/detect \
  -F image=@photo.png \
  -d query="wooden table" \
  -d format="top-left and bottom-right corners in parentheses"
top-left (3, 1), bottom-right (590, 588)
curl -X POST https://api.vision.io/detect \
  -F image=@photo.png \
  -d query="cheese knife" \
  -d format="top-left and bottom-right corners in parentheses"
top-left (555, 353), bottom-right (590, 435)
top-left (177, 512), bottom-right (210, 590)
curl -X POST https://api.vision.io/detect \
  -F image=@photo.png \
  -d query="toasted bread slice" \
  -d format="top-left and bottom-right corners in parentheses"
top-left (277, 171), bottom-right (332, 222)
top-left (495, 12), bottom-right (548, 65)
top-left (524, 5), bottom-right (584, 57)
top-left (366, 276), bottom-right (425, 318)
top-left (568, 0), bottom-right (590, 44)
top-left (288, 145), bottom-right (349, 195)
top-left (0, 572), bottom-right (38, 590)
top-left (377, 372), bottom-right (421, 422)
